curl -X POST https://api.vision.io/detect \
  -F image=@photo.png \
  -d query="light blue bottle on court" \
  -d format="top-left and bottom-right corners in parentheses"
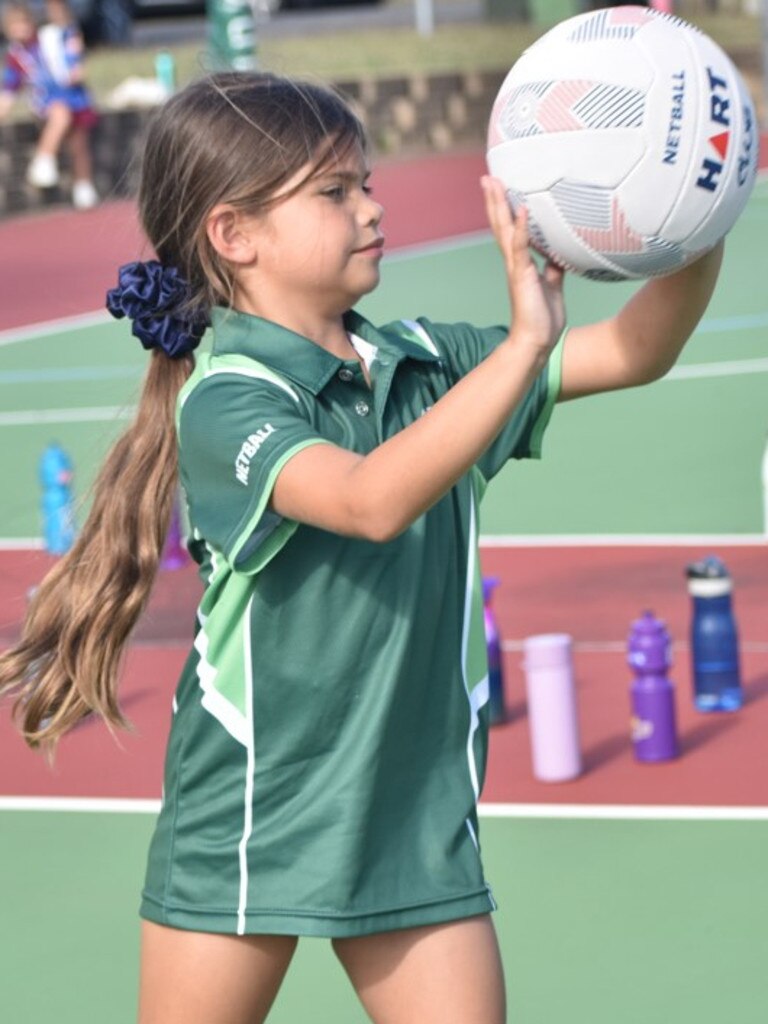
top-left (685, 555), bottom-right (742, 712)
top-left (39, 443), bottom-right (75, 556)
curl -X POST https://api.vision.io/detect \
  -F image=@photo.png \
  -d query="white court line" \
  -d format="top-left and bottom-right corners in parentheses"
top-left (479, 803), bottom-right (768, 821)
top-left (384, 229), bottom-right (491, 263)
top-left (0, 310), bottom-right (110, 347)
top-left (1, 796), bottom-right (766, 820)
top-left (0, 797), bottom-right (161, 813)
top-left (479, 534), bottom-right (766, 547)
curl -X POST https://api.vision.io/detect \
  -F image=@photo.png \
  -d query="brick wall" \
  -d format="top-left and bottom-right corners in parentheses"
top-left (0, 53), bottom-right (761, 218)
top-left (0, 69), bottom-right (508, 216)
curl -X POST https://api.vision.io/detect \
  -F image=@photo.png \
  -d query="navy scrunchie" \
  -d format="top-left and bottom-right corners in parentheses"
top-left (106, 260), bottom-right (208, 358)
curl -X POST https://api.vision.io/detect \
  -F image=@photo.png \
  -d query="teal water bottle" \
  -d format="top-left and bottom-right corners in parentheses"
top-left (686, 556), bottom-right (742, 712)
top-left (155, 51), bottom-right (176, 96)
top-left (40, 443), bottom-right (75, 555)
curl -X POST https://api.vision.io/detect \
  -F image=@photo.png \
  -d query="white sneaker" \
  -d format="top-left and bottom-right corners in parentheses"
top-left (72, 179), bottom-right (99, 210)
top-left (27, 153), bottom-right (59, 188)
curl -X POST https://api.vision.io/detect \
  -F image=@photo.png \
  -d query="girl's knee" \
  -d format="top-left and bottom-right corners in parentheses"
top-left (45, 101), bottom-right (73, 126)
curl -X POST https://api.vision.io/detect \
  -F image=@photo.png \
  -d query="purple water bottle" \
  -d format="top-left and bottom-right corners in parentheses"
top-left (627, 611), bottom-right (678, 762)
top-left (161, 497), bottom-right (188, 570)
top-left (482, 577), bottom-right (505, 725)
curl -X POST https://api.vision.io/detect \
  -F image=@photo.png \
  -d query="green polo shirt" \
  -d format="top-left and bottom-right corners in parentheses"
top-left (141, 308), bottom-right (562, 937)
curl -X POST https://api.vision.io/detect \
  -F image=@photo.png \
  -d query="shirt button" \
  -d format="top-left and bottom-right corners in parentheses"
top-left (355, 400), bottom-right (370, 417)
top-left (338, 368), bottom-right (354, 382)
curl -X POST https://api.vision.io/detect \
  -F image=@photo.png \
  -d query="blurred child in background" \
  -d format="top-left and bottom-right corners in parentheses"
top-left (0, 0), bottom-right (99, 209)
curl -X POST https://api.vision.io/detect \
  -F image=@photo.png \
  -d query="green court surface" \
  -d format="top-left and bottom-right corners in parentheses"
top-left (1, 177), bottom-right (766, 540)
top-left (2, 810), bottom-right (767, 1024)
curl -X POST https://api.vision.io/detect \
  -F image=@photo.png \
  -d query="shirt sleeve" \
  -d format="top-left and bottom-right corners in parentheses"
top-left (412, 317), bottom-right (564, 484)
top-left (178, 373), bottom-right (328, 575)
top-left (2, 56), bottom-right (23, 93)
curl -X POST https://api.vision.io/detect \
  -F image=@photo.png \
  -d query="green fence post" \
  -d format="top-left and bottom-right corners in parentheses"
top-left (207, 0), bottom-right (258, 71)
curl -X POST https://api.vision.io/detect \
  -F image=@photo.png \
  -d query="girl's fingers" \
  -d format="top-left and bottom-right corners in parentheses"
top-left (482, 176), bottom-right (517, 233)
top-left (481, 175), bottom-right (506, 241)
top-left (511, 204), bottom-right (530, 256)
top-left (543, 258), bottom-right (565, 287)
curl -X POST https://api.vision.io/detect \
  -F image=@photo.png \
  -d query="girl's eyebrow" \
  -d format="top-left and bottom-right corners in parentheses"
top-left (317, 168), bottom-right (372, 185)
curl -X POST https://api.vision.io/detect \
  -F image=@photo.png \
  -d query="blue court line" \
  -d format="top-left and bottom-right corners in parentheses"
top-left (693, 312), bottom-right (768, 333)
top-left (0, 365), bottom-right (140, 385)
top-left (0, 312), bottom-right (766, 388)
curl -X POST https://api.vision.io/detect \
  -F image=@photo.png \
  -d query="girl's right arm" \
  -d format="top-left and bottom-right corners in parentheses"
top-left (271, 181), bottom-right (565, 543)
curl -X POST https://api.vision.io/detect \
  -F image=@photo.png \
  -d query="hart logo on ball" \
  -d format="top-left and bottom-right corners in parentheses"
top-left (487, 5), bottom-right (757, 280)
top-left (695, 67), bottom-right (731, 193)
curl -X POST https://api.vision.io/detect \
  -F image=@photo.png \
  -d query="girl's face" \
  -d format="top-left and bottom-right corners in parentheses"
top-left (235, 143), bottom-right (385, 326)
top-left (3, 9), bottom-right (35, 43)
top-left (45, 1), bottom-right (70, 26)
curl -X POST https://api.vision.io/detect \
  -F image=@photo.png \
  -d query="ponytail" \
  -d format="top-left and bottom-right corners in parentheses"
top-left (0, 351), bottom-right (194, 753)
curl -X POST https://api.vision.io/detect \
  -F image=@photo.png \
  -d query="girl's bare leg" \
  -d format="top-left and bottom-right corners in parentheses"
top-left (67, 125), bottom-right (93, 183)
top-left (137, 921), bottom-right (297, 1024)
top-left (36, 100), bottom-right (72, 158)
top-left (333, 915), bottom-right (506, 1024)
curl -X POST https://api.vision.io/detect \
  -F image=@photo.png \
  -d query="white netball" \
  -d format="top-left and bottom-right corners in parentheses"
top-left (486, 5), bottom-right (758, 280)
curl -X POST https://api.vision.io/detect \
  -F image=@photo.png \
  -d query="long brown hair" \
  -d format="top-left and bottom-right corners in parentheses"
top-left (0, 72), bottom-right (366, 751)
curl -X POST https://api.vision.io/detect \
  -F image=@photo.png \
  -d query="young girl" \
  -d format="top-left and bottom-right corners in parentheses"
top-left (0, 73), bottom-right (722, 1023)
top-left (0, 0), bottom-right (98, 209)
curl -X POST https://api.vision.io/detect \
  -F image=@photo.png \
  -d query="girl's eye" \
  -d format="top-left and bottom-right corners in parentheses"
top-left (323, 186), bottom-right (346, 201)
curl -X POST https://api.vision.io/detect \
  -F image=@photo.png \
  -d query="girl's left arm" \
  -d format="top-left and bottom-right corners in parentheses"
top-left (559, 240), bottom-right (724, 401)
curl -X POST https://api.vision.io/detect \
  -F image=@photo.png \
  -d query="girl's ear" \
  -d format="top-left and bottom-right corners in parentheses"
top-left (205, 205), bottom-right (258, 266)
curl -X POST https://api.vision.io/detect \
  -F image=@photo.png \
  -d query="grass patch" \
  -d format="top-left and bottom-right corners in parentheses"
top-left (84, 21), bottom-right (543, 101)
top-left (82, 8), bottom-right (760, 102)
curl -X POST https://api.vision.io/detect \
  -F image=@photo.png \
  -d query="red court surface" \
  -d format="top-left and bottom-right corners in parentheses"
top-left (0, 150), bottom-right (488, 332)
top-left (1, 543), bottom-right (765, 807)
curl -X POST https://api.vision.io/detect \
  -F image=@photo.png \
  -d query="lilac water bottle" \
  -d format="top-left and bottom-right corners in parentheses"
top-left (627, 611), bottom-right (678, 762)
top-left (522, 634), bottom-right (581, 782)
top-left (482, 577), bottom-right (505, 725)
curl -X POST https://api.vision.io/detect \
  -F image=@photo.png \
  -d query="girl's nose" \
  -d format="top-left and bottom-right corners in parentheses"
top-left (361, 194), bottom-right (384, 226)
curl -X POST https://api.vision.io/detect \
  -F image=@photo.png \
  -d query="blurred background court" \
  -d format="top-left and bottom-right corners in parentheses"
top-left (1, 4), bottom-right (767, 1019)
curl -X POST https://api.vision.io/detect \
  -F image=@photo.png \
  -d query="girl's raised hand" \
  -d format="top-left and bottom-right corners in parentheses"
top-left (481, 175), bottom-right (565, 359)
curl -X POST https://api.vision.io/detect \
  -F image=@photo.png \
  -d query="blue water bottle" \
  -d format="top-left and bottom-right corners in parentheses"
top-left (39, 443), bottom-right (75, 555)
top-left (482, 577), bottom-right (505, 725)
top-left (685, 555), bottom-right (742, 712)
